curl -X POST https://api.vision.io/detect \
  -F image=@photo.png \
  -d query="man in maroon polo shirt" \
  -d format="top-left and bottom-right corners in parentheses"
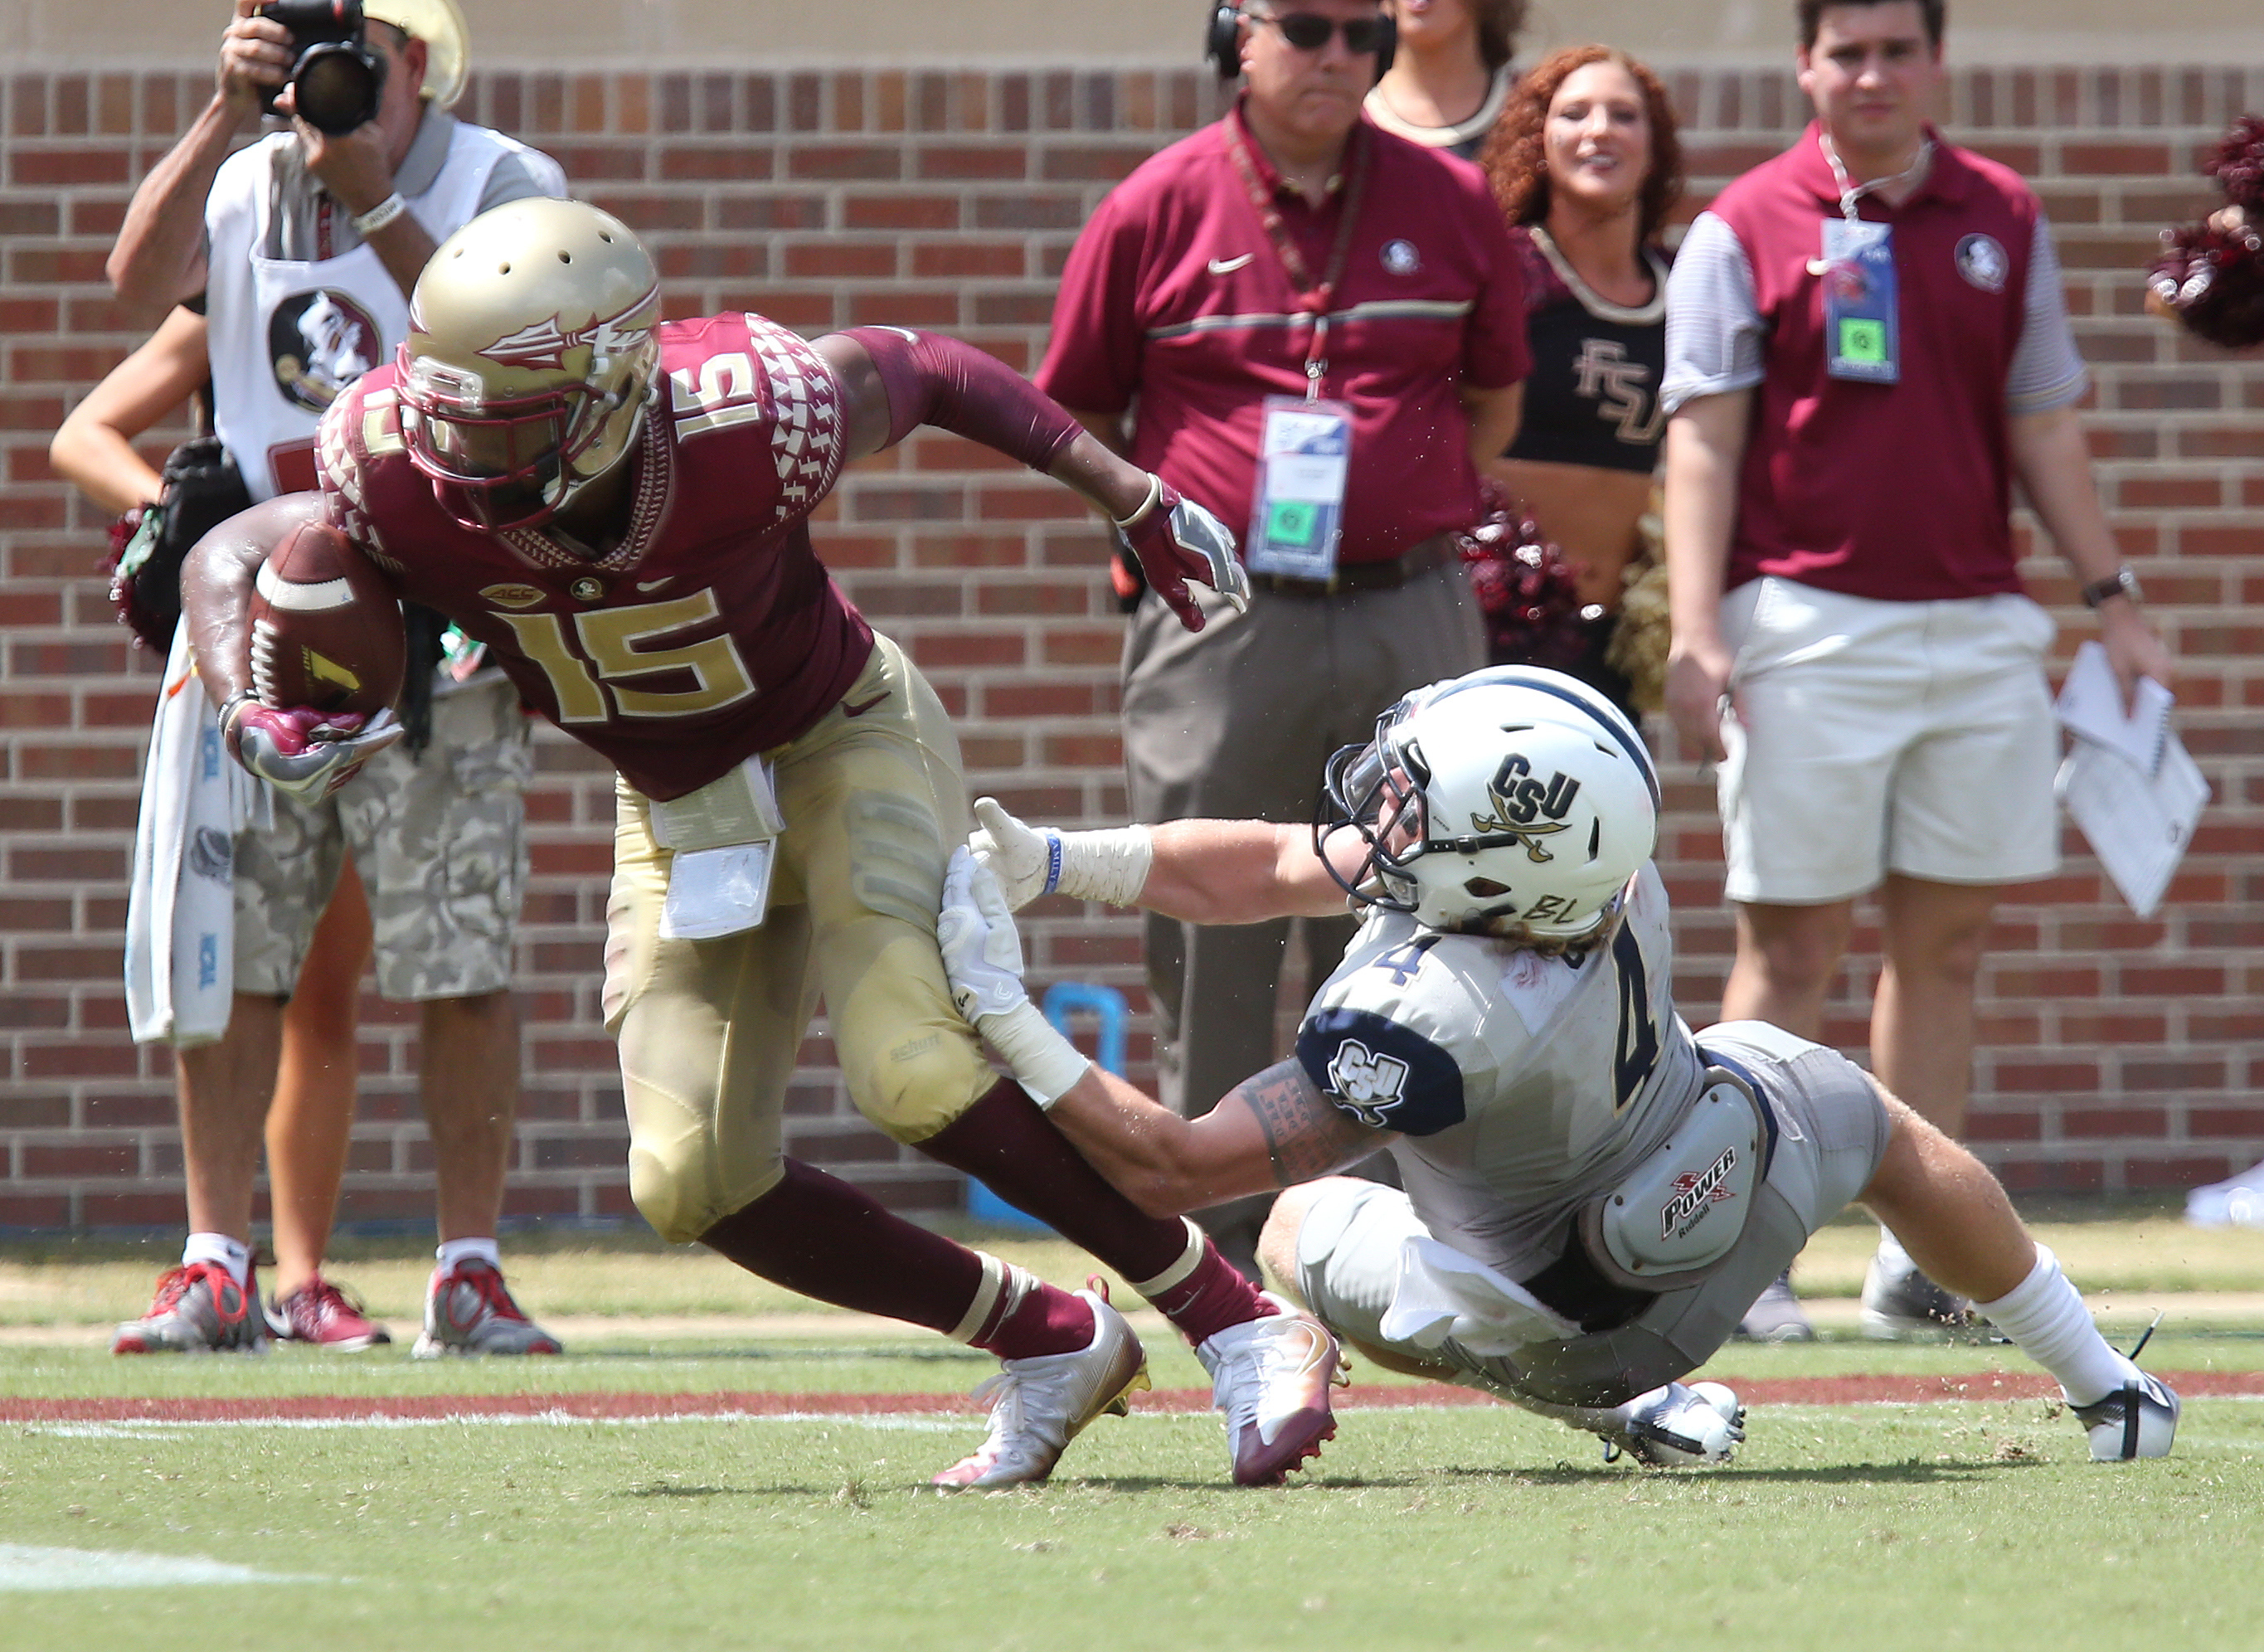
top-left (1037, 0), bottom-right (1530, 1276)
top-left (1659, 0), bottom-right (2173, 1339)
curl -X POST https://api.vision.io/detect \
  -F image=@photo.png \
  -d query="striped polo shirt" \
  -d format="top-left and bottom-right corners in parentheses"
top-left (1662, 124), bottom-right (2088, 602)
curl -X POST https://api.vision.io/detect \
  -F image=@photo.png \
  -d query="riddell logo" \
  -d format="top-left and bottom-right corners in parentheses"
top-left (1662, 1148), bottom-right (1738, 1241)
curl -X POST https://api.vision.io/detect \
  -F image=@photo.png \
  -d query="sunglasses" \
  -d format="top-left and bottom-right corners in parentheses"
top-left (1259, 10), bottom-right (1390, 56)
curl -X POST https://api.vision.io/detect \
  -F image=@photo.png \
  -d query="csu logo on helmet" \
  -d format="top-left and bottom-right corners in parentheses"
top-left (1324, 1038), bottom-right (1411, 1128)
top-left (1467, 753), bottom-right (1582, 862)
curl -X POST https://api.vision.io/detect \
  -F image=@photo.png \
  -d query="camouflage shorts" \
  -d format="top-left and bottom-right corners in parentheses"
top-left (233, 674), bottom-right (531, 1002)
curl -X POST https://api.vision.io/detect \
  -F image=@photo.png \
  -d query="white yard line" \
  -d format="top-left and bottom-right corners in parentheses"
top-left (0, 1543), bottom-right (325, 1591)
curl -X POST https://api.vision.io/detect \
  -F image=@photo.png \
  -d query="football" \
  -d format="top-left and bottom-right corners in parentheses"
top-left (245, 517), bottom-right (406, 717)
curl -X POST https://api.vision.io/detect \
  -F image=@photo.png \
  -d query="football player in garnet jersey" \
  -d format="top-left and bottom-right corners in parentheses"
top-left (941, 667), bottom-right (2182, 1466)
top-left (182, 197), bottom-right (1343, 1489)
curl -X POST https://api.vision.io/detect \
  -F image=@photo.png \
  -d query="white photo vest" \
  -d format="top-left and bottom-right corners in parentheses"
top-left (203, 119), bottom-right (559, 500)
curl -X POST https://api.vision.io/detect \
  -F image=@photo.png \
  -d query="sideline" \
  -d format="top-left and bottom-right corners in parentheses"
top-left (5, 1370), bottom-right (2262, 1426)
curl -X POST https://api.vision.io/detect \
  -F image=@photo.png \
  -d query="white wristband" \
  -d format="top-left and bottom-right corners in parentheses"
top-left (978, 1000), bottom-right (1092, 1109)
top-left (351, 192), bottom-right (406, 236)
top-left (1049, 824), bottom-right (1154, 908)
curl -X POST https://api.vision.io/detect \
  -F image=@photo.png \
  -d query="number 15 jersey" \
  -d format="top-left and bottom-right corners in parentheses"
top-left (1295, 864), bottom-right (1708, 1282)
top-left (316, 313), bottom-right (873, 801)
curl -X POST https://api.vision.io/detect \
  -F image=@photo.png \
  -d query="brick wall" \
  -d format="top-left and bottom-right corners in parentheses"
top-left (2, 62), bottom-right (2258, 1232)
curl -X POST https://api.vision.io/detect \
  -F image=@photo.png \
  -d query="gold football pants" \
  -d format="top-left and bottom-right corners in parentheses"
top-left (603, 634), bottom-right (994, 1243)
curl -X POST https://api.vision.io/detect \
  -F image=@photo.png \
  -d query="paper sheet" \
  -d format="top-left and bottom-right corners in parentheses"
top-left (2055, 734), bottom-right (2208, 921)
top-left (2054, 639), bottom-right (2173, 775)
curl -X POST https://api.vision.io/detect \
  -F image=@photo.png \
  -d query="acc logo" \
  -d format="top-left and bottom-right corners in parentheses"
top-left (1380, 239), bottom-right (1421, 275)
top-left (1661, 1148), bottom-right (1738, 1241)
top-left (1955, 233), bottom-right (2009, 294)
top-left (480, 583), bottom-right (547, 610)
top-left (1468, 753), bottom-right (1582, 862)
top-left (1324, 1038), bottom-right (1411, 1128)
top-left (270, 289), bottom-right (384, 413)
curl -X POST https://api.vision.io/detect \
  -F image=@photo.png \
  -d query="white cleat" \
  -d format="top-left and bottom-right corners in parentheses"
top-left (1195, 1292), bottom-right (1343, 1486)
top-left (1602, 1380), bottom-right (1747, 1467)
top-left (2073, 1373), bottom-right (2180, 1461)
top-left (933, 1284), bottom-right (1149, 1488)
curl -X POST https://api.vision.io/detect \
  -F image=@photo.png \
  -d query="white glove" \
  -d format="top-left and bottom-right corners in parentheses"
top-left (938, 846), bottom-right (1091, 1106)
top-left (967, 796), bottom-right (1154, 913)
top-left (225, 702), bottom-right (402, 799)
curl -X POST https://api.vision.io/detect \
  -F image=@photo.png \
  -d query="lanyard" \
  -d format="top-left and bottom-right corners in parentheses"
top-left (1224, 115), bottom-right (1373, 401)
top-left (1819, 131), bottom-right (1935, 225)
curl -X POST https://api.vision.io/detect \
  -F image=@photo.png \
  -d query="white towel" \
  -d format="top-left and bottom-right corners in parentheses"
top-left (1377, 1235), bottom-right (1580, 1358)
top-left (124, 632), bottom-right (251, 1047)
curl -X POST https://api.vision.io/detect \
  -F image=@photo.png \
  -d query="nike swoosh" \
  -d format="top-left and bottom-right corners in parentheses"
top-left (1207, 254), bottom-right (1255, 275)
top-left (635, 577), bottom-right (673, 592)
top-left (842, 692), bottom-right (888, 717)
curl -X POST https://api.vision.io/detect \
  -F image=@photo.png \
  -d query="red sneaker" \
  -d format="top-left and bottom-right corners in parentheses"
top-left (268, 1274), bottom-right (392, 1350)
top-left (112, 1261), bottom-right (267, 1354)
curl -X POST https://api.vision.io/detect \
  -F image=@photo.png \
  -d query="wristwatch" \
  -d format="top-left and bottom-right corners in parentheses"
top-left (2078, 566), bottom-right (2142, 609)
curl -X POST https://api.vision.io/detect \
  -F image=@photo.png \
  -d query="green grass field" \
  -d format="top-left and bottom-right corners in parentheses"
top-left (3, 1214), bottom-right (2261, 1650)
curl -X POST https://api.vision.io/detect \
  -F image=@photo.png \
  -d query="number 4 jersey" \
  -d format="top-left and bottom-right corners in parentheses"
top-left (1296, 863), bottom-right (1708, 1281)
top-left (316, 313), bottom-right (874, 800)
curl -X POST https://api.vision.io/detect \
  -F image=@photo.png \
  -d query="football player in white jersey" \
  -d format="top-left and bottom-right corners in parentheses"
top-left (939, 666), bottom-right (2180, 1465)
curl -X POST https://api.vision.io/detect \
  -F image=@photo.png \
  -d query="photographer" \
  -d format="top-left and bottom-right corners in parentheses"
top-left (100, 0), bottom-right (569, 1358)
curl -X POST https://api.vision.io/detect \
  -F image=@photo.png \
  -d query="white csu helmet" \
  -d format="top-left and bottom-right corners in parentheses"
top-left (1315, 666), bottom-right (1661, 941)
top-left (397, 198), bottom-right (661, 532)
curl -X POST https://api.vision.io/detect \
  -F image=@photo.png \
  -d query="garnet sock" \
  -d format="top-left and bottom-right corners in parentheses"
top-left (698, 1157), bottom-right (1089, 1355)
top-left (919, 1079), bottom-right (1269, 1344)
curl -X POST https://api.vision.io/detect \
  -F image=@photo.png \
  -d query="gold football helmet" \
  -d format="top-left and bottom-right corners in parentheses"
top-left (397, 198), bottom-right (661, 531)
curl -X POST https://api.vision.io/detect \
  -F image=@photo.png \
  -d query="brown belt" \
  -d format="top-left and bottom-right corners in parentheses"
top-left (1243, 532), bottom-right (1458, 598)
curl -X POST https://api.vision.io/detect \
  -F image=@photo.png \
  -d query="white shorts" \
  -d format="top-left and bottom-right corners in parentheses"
top-left (1717, 577), bottom-right (2059, 905)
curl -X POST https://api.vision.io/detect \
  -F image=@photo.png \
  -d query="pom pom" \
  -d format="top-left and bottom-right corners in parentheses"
top-left (1455, 483), bottom-right (1608, 678)
top-left (2149, 218), bottom-right (2264, 349)
top-left (2205, 114), bottom-right (2264, 211)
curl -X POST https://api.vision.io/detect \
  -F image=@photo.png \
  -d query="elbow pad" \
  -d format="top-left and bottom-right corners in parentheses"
top-left (841, 326), bottom-right (1082, 471)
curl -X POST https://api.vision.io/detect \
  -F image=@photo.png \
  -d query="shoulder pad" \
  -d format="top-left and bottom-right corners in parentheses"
top-left (1296, 1008), bottom-right (1465, 1137)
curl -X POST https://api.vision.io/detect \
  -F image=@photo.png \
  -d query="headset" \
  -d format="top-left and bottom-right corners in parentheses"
top-left (1204, 2), bottom-right (1397, 81)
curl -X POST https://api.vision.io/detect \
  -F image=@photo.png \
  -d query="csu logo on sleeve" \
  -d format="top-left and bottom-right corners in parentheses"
top-left (1324, 1039), bottom-right (1411, 1128)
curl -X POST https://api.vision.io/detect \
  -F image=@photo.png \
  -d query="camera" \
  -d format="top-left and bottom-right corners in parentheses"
top-left (260, 0), bottom-right (386, 136)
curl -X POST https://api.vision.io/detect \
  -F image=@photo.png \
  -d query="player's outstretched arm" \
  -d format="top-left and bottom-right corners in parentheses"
top-left (812, 328), bottom-right (1246, 630)
top-left (1048, 1061), bottom-right (1388, 1218)
top-left (968, 796), bottom-right (1353, 921)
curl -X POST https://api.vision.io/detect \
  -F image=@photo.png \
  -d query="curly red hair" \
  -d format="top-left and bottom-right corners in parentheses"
top-left (1479, 46), bottom-right (1683, 247)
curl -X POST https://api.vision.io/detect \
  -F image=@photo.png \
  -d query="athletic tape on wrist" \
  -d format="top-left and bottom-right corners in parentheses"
top-left (1042, 829), bottom-right (1063, 896)
top-left (979, 999), bottom-right (1090, 1107)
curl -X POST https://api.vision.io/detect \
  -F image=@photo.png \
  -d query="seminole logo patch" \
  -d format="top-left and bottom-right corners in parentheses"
top-left (1955, 233), bottom-right (2009, 294)
top-left (1467, 753), bottom-right (1582, 862)
top-left (269, 289), bottom-right (384, 413)
top-left (1661, 1148), bottom-right (1739, 1241)
top-left (1324, 1039), bottom-right (1411, 1128)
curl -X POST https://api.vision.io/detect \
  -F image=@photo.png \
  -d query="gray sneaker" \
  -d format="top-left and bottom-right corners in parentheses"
top-left (112, 1261), bottom-right (268, 1355)
top-left (411, 1260), bottom-right (562, 1357)
top-left (1860, 1248), bottom-right (1972, 1339)
top-left (1733, 1271), bottom-right (1816, 1343)
top-left (2072, 1372), bottom-right (2181, 1460)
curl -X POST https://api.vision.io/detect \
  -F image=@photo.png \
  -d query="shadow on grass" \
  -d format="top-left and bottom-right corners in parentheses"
top-left (1434, 1458), bottom-right (2045, 1486)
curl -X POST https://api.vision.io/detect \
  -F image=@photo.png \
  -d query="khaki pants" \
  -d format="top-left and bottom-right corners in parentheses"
top-left (603, 635), bottom-right (996, 1244)
top-left (1120, 562), bottom-right (1484, 1258)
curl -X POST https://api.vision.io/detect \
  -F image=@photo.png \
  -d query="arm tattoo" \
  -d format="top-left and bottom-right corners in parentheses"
top-left (1237, 1059), bottom-right (1386, 1187)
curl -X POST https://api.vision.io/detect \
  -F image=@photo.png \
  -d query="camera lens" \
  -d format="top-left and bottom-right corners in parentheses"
top-left (294, 44), bottom-right (380, 134)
